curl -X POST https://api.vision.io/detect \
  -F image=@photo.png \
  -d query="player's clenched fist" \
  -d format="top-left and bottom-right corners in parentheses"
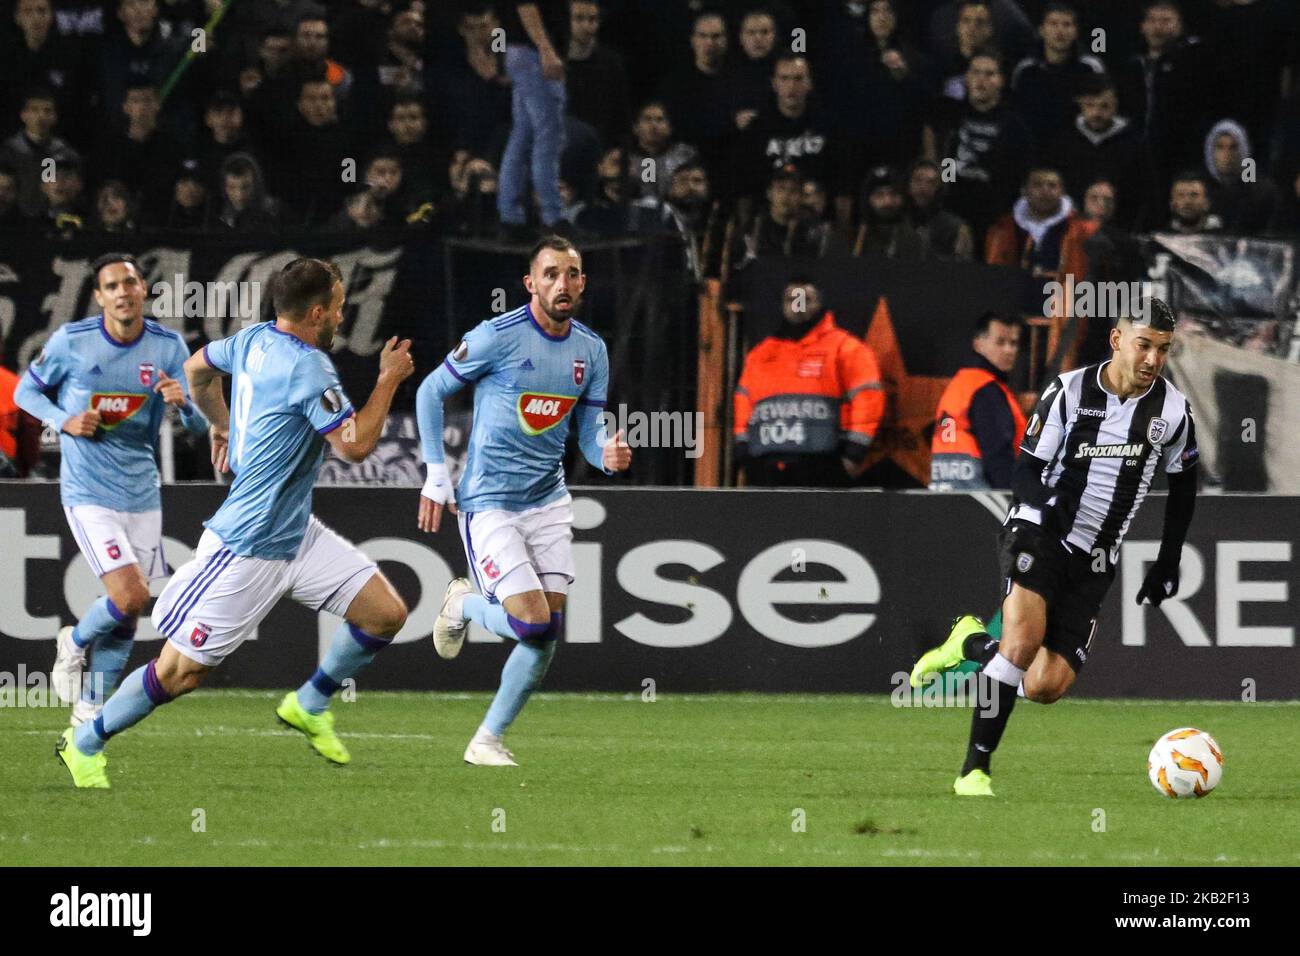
top-left (378, 336), bottom-right (415, 383)
top-left (62, 409), bottom-right (101, 438)
top-left (417, 462), bottom-right (457, 532)
top-left (153, 370), bottom-right (187, 407)
top-left (603, 429), bottom-right (632, 472)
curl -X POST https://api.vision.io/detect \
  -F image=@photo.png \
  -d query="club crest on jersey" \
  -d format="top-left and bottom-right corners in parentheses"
top-left (1147, 417), bottom-right (1169, 444)
top-left (517, 391), bottom-right (577, 435)
top-left (1016, 552), bottom-right (1034, 573)
top-left (90, 392), bottom-right (147, 429)
top-left (189, 622), bottom-right (212, 648)
top-left (573, 358), bottom-right (586, 385)
top-left (138, 362), bottom-right (155, 386)
top-left (105, 539), bottom-right (121, 561)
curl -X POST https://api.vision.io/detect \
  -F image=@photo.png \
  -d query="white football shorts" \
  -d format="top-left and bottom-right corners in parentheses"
top-left (152, 515), bottom-right (377, 666)
top-left (457, 494), bottom-right (575, 603)
top-left (64, 505), bottom-right (168, 580)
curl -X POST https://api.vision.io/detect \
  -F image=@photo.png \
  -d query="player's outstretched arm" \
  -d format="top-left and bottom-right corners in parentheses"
top-left (1136, 468), bottom-right (1197, 607)
top-left (414, 364), bottom-right (465, 532)
top-left (185, 349), bottom-right (231, 473)
top-left (327, 337), bottom-right (414, 463)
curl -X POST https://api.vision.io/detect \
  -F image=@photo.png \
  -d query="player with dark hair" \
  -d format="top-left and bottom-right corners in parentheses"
top-left (911, 298), bottom-right (1199, 795)
top-left (15, 253), bottom-right (210, 729)
top-left (54, 257), bottom-right (416, 787)
top-left (416, 236), bottom-right (631, 765)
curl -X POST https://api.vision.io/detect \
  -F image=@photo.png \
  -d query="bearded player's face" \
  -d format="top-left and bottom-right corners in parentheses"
top-left (527, 249), bottom-right (585, 322)
top-left (1111, 321), bottom-right (1172, 391)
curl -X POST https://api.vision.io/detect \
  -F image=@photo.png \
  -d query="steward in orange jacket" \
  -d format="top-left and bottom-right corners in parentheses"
top-left (930, 312), bottom-right (1026, 490)
top-left (734, 288), bottom-right (884, 487)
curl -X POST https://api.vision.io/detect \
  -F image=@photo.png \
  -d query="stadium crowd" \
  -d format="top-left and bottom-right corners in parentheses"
top-left (0, 0), bottom-right (1297, 259)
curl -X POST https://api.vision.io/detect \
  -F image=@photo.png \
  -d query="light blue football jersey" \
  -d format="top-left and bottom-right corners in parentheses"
top-left (202, 323), bottom-right (354, 559)
top-left (19, 315), bottom-right (205, 512)
top-left (418, 305), bottom-right (609, 513)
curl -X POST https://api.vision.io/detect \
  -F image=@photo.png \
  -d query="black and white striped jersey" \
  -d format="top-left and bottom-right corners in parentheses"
top-left (1011, 362), bottom-right (1199, 560)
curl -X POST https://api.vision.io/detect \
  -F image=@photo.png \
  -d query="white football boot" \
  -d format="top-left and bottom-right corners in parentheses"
top-left (52, 626), bottom-right (87, 705)
top-left (70, 699), bottom-right (100, 728)
top-left (434, 577), bottom-right (473, 660)
top-left (464, 728), bottom-right (518, 766)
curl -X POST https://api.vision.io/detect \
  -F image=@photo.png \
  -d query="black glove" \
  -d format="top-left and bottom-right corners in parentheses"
top-left (1136, 558), bottom-right (1180, 606)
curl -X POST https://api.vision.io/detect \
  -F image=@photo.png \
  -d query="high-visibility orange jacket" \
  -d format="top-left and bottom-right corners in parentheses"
top-left (0, 366), bottom-right (20, 461)
top-left (734, 312), bottom-right (885, 461)
top-left (929, 359), bottom-right (1027, 490)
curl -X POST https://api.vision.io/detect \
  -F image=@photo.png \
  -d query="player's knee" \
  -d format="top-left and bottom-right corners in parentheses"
top-left (373, 596), bottom-right (408, 639)
top-left (155, 661), bottom-right (206, 698)
top-left (1024, 675), bottom-right (1068, 704)
top-left (110, 584), bottom-right (150, 620)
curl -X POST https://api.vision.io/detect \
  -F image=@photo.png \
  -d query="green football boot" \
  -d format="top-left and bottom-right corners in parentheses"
top-left (953, 768), bottom-right (994, 796)
top-left (276, 691), bottom-right (351, 765)
top-left (909, 614), bottom-right (988, 688)
top-left (55, 727), bottom-right (110, 789)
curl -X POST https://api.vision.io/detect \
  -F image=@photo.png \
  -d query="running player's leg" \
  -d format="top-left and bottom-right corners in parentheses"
top-left (1021, 646), bottom-right (1076, 703)
top-left (956, 583), bottom-right (1047, 788)
top-left (75, 508), bottom-right (168, 722)
top-left (280, 518), bottom-right (406, 762)
top-left (58, 533), bottom-right (277, 786)
top-left (57, 506), bottom-right (152, 713)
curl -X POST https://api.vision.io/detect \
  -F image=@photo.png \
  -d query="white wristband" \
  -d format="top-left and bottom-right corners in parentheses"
top-left (422, 463), bottom-right (454, 505)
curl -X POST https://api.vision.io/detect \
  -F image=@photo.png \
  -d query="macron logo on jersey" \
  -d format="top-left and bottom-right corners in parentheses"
top-left (91, 393), bottom-right (148, 429)
top-left (517, 392), bottom-right (577, 435)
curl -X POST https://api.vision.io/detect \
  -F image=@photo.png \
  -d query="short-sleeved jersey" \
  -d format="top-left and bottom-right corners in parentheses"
top-left (25, 316), bottom-right (195, 512)
top-left (1012, 362), bottom-right (1199, 559)
top-left (202, 323), bottom-right (353, 559)
top-left (445, 306), bottom-right (609, 512)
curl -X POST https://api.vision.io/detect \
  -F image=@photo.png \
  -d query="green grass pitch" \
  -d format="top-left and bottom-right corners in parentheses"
top-left (3, 692), bottom-right (1298, 866)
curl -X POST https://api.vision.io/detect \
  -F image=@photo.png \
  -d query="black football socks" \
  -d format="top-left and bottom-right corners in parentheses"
top-left (960, 653), bottom-right (1025, 777)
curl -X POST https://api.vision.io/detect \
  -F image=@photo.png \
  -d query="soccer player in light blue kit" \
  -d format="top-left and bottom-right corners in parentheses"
top-left (417, 236), bottom-right (632, 766)
top-left (15, 253), bottom-right (209, 728)
top-left (55, 258), bottom-right (415, 788)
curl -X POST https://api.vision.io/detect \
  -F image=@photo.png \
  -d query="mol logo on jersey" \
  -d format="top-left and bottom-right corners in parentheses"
top-left (517, 392), bottom-right (577, 436)
top-left (90, 393), bottom-right (148, 429)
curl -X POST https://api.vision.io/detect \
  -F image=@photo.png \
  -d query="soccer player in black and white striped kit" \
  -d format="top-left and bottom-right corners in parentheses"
top-left (910, 298), bottom-right (1199, 795)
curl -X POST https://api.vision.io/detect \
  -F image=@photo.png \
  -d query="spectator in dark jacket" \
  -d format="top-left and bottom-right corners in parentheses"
top-left (0, 87), bottom-right (78, 217)
top-left (659, 11), bottom-right (734, 177)
top-left (1048, 74), bottom-right (1150, 230)
top-left (0, 0), bottom-right (89, 147)
top-left (823, 0), bottom-right (930, 179)
top-left (1116, 1), bottom-right (1215, 197)
top-left (97, 0), bottom-right (187, 121)
top-left (1202, 119), bottom-right (1277, 236)
top-left (905, 159), bottom-right (975, 260)
top-left (94, 81), bottom-right (183, 226)
top-left (566, 0), bottom-right (631, 149)
top-left (1166, 170), bottom-right (1222, 234)
top-left (856, 165), bottom-right (926, 260)
top-left (215, 152), bottom-right (280, 232)
top-left (727, 7), bottom-right (778, 124)
top-left (926, 49), bottom-right (1033, 244)
top-left (1009, 2), bottom-right (1105, 149)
